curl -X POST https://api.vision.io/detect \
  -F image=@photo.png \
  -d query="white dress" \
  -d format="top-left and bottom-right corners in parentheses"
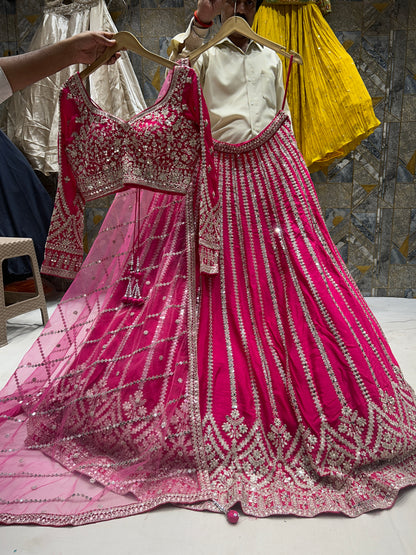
top-left (4, 0), bottom-right (146, 174)
top-left (0, 67), bottom-right (12, 105)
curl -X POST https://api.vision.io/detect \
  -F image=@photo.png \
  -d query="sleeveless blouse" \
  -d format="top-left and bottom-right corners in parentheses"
top-left (42, 63), bottom-right (220, 279)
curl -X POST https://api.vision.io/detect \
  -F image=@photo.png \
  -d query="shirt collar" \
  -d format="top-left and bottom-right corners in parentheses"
top-left (216, 36), bottom-right (263, 53)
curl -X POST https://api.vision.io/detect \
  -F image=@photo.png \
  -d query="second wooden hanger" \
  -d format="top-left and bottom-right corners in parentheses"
top-left (187, 16), bottom-right (303, 65)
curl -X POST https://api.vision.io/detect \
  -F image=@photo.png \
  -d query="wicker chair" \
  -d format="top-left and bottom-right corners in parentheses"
top-left (0, 237), bottom-right (49, 347)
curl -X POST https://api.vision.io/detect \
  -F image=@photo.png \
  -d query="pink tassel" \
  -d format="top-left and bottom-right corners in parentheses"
top-left (123, 267), bottom-right (145, 306)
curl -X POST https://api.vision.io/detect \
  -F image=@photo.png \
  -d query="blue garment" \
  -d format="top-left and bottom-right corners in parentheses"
top-left (0, 130), bottom-right (53, 282)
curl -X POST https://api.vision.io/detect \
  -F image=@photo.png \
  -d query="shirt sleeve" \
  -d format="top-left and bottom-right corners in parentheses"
top-left (168, 18), bottom-right (210, 61)
top-left (0, 66), bottom-right (13, 104)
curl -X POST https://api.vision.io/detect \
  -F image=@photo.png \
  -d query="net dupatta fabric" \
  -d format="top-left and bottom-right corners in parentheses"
top-left (41, 65), bottom-right (219, 279)
top-left (0, 187), bottom-right (212, 525)
top-left (1, 59), bottom-right (416, 525)
top-left (0, 62), bottom-right (219, 525)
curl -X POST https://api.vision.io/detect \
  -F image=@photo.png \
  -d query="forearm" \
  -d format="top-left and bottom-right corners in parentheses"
top-left (0, 40), bottom-right (77, 93)
top-left (0, 31), bottom-right (116, 94)
top-left (169, 0), bottom-right (224, 61)
top-left (169, 19), bottom-right (210, 61)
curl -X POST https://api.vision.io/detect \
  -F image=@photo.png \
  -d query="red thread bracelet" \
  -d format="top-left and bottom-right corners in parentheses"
top-left (194, 10), bottom-right (213, 28)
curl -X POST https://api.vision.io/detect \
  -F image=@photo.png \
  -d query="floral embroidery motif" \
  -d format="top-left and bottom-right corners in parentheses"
top-left (42, 63), bottom-right (220, 278)
top-left (222, 409), bottom-right (248, 440)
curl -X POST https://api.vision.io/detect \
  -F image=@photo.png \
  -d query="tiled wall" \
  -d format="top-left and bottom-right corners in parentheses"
top-left (319, 1), bottom-right (416, 297)
top-left (1, 0), bottom-right (415, 296)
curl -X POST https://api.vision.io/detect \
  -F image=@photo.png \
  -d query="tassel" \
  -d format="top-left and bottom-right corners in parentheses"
top-left (123, 192), bottom-right (145, 305)
top-left (122, 272), bottom-right (145, 305)
top-left (123, 255), bottom-right (145, 305)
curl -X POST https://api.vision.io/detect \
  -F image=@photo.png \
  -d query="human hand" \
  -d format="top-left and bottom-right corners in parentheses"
top-left (68, 31), bottom-right (120, 66)
top-left (195, 0), bottom-right (225, 25)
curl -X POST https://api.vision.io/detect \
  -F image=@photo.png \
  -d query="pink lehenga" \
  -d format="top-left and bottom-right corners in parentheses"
top-left (1, 63), bottom-right (416, 525)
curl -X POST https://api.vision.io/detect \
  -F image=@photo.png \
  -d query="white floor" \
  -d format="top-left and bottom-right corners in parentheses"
top-left (0, 297), bottom-right (416, 555)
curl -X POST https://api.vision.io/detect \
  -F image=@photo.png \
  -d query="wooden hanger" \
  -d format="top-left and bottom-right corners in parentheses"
top-left (80, 31), bottom-right (175, 80)
top-left (187, 16), bottom-right (303, 65)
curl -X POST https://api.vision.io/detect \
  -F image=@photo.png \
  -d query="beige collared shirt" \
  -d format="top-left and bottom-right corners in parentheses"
top-left (0, 67), bottom-right (12, 104)
top-left (170, 19), bottom-right (291, 144)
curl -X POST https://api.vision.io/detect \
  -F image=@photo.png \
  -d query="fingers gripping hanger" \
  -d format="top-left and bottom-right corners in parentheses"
top-left (80, 31), bottom-right (175, 80)
top-left (187, 16), bottom-right (303, 65)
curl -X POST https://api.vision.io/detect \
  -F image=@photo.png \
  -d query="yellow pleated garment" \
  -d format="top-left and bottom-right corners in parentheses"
top-left (253, 3), bottom-right (380, 172)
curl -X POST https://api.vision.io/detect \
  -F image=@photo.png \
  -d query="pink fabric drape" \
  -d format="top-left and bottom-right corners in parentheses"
top-left (42, 65), bottom-right (219, 279)
top-left (1, 65), bottom-right (416, 525)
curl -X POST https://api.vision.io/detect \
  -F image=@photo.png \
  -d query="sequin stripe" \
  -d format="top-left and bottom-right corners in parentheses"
top-left (27, 398), bottom-right (189, 450)
top-left (75, 247), bottom-right (132, 280)
top-left (135, 236), bottom-right (189, 411)
top-left (285, 140), bottom-right (401, 373)
top-left (156, 305), bottom-right (188, 410)
top-left (0, 470), bottom-right (71, 477)
top-left (80, 302), bottom-right (186, 348)
top-left (0, 445), bottom-right (193, 475)
top-left (55, 331), bottom-right (189, 375)
top-left (230, 149), bottom-right (281, 418)
top-left (12, 300), bottom-right (141, 388)
top-left (218, 150), bottom-right (239, 409)
top-left (270, 133), bottom-right (376, 382)
top-left (138, 196), bottom-right (187, 280)
top-left (265, 143), bottom-right (374, 414)
top-left (122, 197), bottom-right (188, 307)
top-left (245, 146), bottom-right (309, 403)
top-left (75, 325), bottom-right (186, 379)
top-left (260, 136), bottom-right (353, 410)
top-left (29, 406), bottom-right (191, 456)
top-left (86, 315), bottom-right (150, 417)
top-left (307, 258), bottom-right (401, 387)
top-left (244, 145), bottom-right (301, 388)
top-left (282, 125), bottom-right (369, 301)
top-left (275, 132), bottom-right (397, 390)
top-left (10, 300), bottom-right (93, 405)
top-left (225, 151), bottom-right (268, 418)
top-left (236, 123), bottom-right (400, 383)
top-left (270, 154), bottom-right (412, 462)
top-left (183, 193), bottom-right (211, 492)
top-left (139, 216), bottom-right (186, 255)
top-left (272, 190), bottom-right (395, 393)
top-left (282, 127), bottom-right (372, 321)
top-left (25, 368), bottom-right (179, 417)
top-left (195, 67), bottom-right (220, 275)
top-left (255, 143), bottom-right (333, 422)
top-left (0, 487), bottom-right (212, 526)
top-left (204, 277), bottom-right (215, 415)
top-left (18, 358), bottom-right (182, 428)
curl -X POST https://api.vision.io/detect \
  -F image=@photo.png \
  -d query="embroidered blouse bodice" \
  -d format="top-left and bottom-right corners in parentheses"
top-left (42, 63), bottom-right (220, 279)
